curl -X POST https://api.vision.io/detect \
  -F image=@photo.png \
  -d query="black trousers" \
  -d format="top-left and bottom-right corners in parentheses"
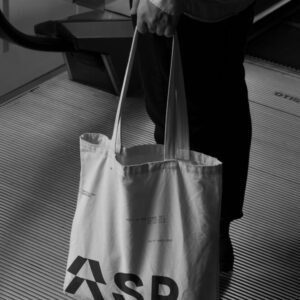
top-left (131, 4), bottom-right (254, 222)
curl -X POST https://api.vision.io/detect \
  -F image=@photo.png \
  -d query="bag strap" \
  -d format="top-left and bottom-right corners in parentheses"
top-left (111, 28), bottom-right (138, 154)
top-left (111, 28), bottom-right (190, 160)
top-left (164, 33), bottom-right (190, 160)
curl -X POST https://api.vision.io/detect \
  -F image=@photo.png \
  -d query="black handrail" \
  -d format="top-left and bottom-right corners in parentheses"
top-left (0, 9), bottom-right (74, 52)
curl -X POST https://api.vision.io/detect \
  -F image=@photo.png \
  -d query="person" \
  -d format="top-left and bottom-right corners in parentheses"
top-left (130, 0), bottom-right (255, 272)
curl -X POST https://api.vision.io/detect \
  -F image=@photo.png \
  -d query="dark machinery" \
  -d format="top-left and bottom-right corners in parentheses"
top-left (0, 0), bottom-right (298, 95)
top-left (248, 0), bottom-right (300, 70)
top-left (0, 7), bottom-right (140, 95)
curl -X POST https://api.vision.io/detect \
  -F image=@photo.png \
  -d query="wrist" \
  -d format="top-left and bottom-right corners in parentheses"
top-left (149, 0), bottom-right (184, 15)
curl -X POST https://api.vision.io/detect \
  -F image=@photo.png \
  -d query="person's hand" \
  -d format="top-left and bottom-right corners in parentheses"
top-left (130, 0), bottom-right (183, 37)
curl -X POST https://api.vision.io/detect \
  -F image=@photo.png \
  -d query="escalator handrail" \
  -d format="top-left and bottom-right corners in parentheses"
top-left (0, 9), bottom-right (75, 52)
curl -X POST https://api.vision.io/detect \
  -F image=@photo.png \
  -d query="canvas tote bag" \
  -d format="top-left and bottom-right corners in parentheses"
top-left (64, 28), bottom-right (222, 300)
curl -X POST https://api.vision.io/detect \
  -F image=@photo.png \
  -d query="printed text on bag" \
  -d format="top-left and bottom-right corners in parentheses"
top-left (65, 256), bottom-right (179, 299)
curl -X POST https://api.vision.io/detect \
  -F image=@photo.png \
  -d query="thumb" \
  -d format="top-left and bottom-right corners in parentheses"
top-left (130, 0), bottom-right (140, 15)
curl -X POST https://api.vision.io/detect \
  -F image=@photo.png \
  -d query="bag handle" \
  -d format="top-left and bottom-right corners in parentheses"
top-left (164, 33), bottom-right (190, 160)
top-left (111, 28), bottom-right (138, 154)
top-left (111, 28), bottom-right (190, 160)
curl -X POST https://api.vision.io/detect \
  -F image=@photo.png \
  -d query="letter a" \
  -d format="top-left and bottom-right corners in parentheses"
top-left (65, 256), bottom-right (106, 299)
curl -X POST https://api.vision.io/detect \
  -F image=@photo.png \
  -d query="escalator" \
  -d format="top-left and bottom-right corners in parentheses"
top-left (0, 0), bottom-right (299, 94)
top-left (0, 6), bottom-right (139, 96)
top-left (0, 1), bottom-right (299, 300)
top-left (248, 0), bottom-right (300, 70)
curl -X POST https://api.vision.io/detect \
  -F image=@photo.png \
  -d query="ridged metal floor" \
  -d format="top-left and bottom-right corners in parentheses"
top-left (0, 60), bottom-right (299, 299)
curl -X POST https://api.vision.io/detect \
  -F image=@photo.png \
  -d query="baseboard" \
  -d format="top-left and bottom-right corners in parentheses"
top-left (0, 65), bottom-right (66, 106)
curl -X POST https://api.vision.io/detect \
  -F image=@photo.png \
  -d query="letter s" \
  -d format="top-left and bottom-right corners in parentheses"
top-left (113, 273), bottom-right (144, 300)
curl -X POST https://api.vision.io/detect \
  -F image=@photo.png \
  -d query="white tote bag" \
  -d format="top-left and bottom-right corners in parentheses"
top-left (64, 29), bottom-right (222, 300)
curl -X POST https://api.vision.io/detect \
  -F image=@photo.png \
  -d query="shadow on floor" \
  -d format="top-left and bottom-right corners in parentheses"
top-left (219, 271), bottom-right (233, 299)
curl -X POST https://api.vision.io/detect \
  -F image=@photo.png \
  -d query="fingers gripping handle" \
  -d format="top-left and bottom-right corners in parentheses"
top-left (111, 28), bottom-right (190, 160)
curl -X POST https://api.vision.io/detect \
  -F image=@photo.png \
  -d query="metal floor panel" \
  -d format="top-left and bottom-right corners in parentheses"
top-left (0, 61), bottom-right (299, 299)
top-left (245, 61), bottom-right (300, 116)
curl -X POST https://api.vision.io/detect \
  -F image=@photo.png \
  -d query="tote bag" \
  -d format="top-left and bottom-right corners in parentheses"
top-left (64, 28), bottom-right (222, 300)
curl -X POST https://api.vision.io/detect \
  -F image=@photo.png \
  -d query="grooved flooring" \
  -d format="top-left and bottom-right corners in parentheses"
top-left (0, 60), bottom-right (299, 299)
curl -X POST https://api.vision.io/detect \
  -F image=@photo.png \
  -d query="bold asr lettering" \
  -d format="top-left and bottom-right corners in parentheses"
top-left (151, 276), bottom-right (179, 299)
top-left (67, 256), bottom-right (87, 275)
top-left (113, 294), bottom-right (125, 300)
top-left (88, 259), bottom-right (106, 283)
top-left (86, 280), bottom-right (105, 300)
top-left (113, 273), bottom-right (144, 300)
top-left (65, 256), bottom-right (106, 299)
